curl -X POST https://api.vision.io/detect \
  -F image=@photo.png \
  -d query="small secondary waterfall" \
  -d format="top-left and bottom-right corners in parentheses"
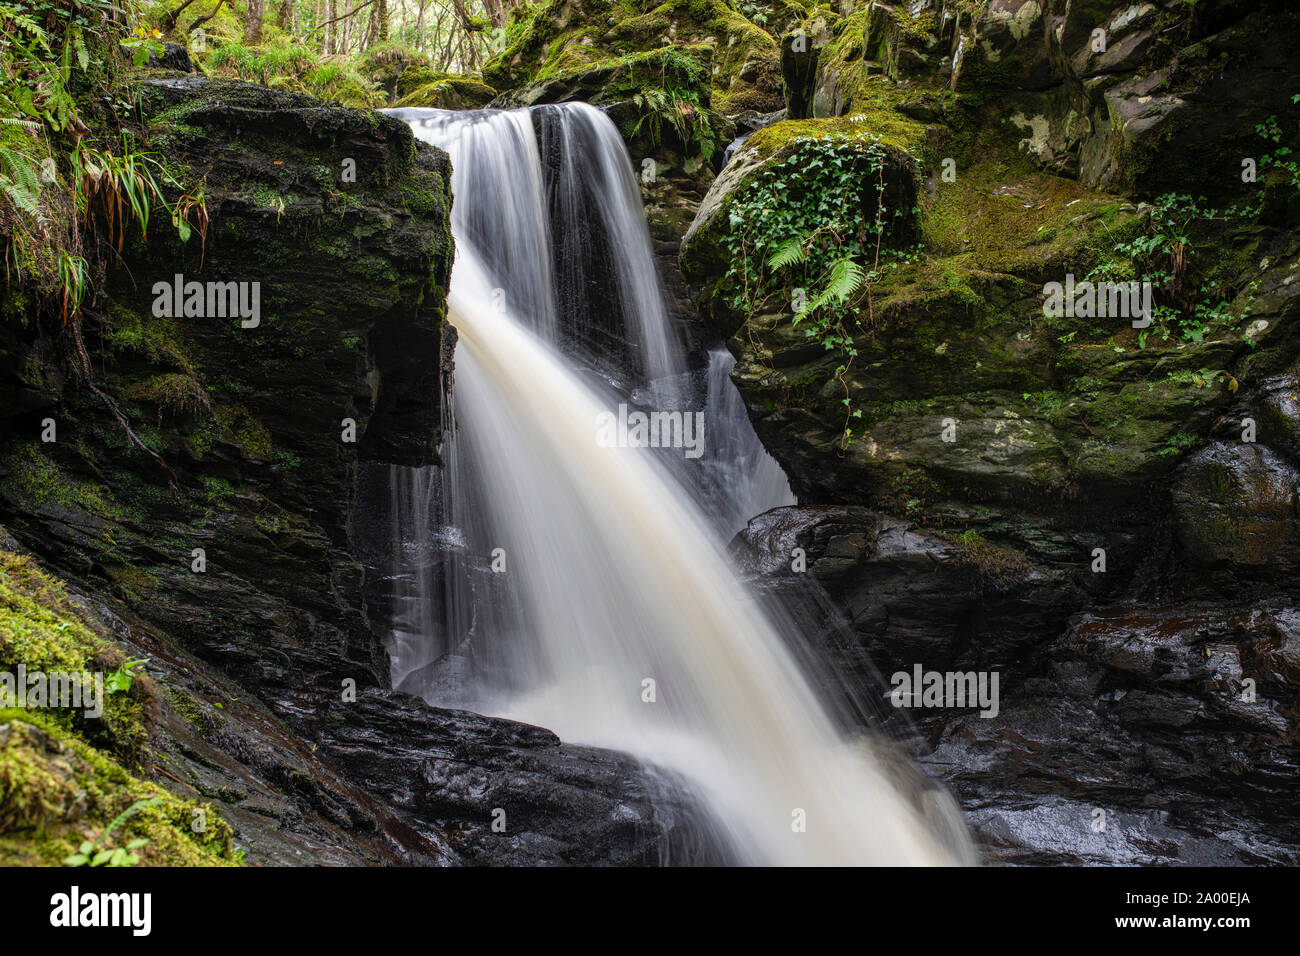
top-left (382, 103), bottom-right (972, 865)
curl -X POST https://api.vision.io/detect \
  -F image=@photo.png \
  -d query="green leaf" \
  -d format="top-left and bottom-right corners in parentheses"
top-left (766, 236), bottom-right (807, 271)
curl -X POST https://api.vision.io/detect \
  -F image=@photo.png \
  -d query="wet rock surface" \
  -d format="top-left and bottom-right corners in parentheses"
top-left (312, 691), bottom-right (723, 865)
top-left (734, 506), bottom-right (1300, 864)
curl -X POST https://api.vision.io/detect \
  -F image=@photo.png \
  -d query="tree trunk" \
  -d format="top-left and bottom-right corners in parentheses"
top-left (277, 0), bottom-right (292, 30)
top-left (483, 0), bottom-right (506, 29)
top-left (376, 0), bottom-right (389, 42)
top-left (415, 0), bottom-right (428, 50)
top-left (245, 0), bottom-right (264, 43)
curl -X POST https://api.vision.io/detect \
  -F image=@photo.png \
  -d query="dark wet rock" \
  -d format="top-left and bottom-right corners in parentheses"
top-left (312, 691), bottom-right (723, 866)
top-left (733, 505), bottom-right (1097, 675)
top-left (781, 30), bottom-right (820, 120)
top-left (935, 602), bottom-right (1300, 865)
top-left (77, 589), bottom-right (450, 866)
top-left (734, 504), bottom-right (1300, 864)
top-left (146, 42), bottom-right (200, 74)
top-left (1171, 442), bottom-right (1300, 577)
top-left (958, 0), bottom-right (1300, 194)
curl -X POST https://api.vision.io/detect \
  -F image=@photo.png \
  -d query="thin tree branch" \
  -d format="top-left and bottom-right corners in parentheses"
top-left (310, 0), bottom-right (377, 34)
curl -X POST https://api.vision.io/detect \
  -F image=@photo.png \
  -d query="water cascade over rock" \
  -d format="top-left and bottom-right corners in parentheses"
top-left (377, 103), bottom-right (973, 865)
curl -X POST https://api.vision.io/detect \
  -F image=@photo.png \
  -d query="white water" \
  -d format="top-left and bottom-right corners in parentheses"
top-left (389, 104), bottom-right (972, 865)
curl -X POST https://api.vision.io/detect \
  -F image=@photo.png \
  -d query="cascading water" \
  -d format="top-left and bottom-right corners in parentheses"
top-left (381, 103), bottom-right (973, 865)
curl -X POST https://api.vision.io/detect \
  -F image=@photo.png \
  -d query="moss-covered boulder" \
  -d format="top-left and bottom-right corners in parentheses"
top-left (356, 44), bottom-right (438, 102)
top-left (393, 69), bottom-right (497, 109)
top-left (0, 536), bottom-right (240, 866)
top-left (484, 0), bottom-right (790, 113)
top-left (807, 1), bottom-right (963, 117)
top-left (0, 718), bottom-right (239, 866)
top-left (491, 42), bottom-right (711, 107)
top-left (681, 96), bottom-right (930, 287)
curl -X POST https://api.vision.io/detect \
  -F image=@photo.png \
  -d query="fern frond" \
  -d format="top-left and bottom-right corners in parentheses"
top-left (822, 257), bottom-right (866, 304)
top-left (766, 236), bottom-right (808, 271)
top-left (0, 145), bottom-right (43, 217)
top-left (798, 257), bottom-right (866, 317)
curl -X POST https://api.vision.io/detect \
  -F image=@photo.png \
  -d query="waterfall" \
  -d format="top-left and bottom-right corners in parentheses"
top-left (382, 103), bottom-right (973, 865)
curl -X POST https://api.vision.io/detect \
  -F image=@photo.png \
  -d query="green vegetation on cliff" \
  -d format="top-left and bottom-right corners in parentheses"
top-left (0, 543), bottom-right (240, 866)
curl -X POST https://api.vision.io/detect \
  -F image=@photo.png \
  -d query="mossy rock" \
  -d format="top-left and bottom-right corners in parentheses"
top-left (698, 96), bottom-right (1276, 517)
top-left (393, 71), bottom-right (497, 110)
top-left (0, 540), bottom-right (156, 765)
top-left (0, 716), bottom-right (239, 866)
top-left (681, 104), bottom-right (927, 286)
top-left (0, 539), bottom-right (239, 866)
top-left (358, 44), bottom-right (437, 100)
top-left (483, 0), bottom-right (786, 113)
top-left (492, 43), bottom-right (713, 107)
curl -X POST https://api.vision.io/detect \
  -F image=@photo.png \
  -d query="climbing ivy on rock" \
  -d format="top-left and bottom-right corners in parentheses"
top-left (721, 132), bottom-right (895, 449)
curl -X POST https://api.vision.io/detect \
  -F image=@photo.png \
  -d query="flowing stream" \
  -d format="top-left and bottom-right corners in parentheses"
top-left (382, 103), bottom-right (972, 865)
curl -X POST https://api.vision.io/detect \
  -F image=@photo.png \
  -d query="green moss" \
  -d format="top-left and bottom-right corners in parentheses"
top-left (188, 404), bottom-right (273, 461)
top-left (941, 529), bottom-right (1031, 588)
top-left (126, 373), bottom-right (210, 418)
top-left (0, 714), bottom-right (239, 867)
top-left (484, 0), bottom-right (784, 111)
top-left (198, 474), bottom-right (237, 504)
top-left (921, 156), bottom-right (1137, 276)
top-left (0, 443), bottom-right (125, 520)
top-left (392, 73), bottom-right (496, 109)
top-left (751, 93), bottom-right (927, 157)
top-left (810, 1), bottom-right (947, 111)
top-left (103, 302), bottom-right (197, 374)
top-left (0, 547), bottom-right (151, 767)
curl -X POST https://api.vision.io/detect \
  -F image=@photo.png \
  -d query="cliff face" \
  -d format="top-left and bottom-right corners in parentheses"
top-left (1, 75), bottom-right (457, 863)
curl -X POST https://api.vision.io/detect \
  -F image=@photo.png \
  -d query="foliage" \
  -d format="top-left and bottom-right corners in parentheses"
top-left (120, 25), bottom-right (166, 67)
top-left (204, 35), bottom-right (387, 107)
top-left (1089, 193), bottom-right (1257, 347)
top-left (105, 659), bottom-right (149, 695)
top-left (629, 84), bottom-right (719, 163)
top-left (722, 133), bottom-right (893, 447)
top-left (64, 796), bottom-right (160, 866)
top-left (1255, 94), bottom-right (1300, 193)
top-left (1, 1), bottom-right (205, 324)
